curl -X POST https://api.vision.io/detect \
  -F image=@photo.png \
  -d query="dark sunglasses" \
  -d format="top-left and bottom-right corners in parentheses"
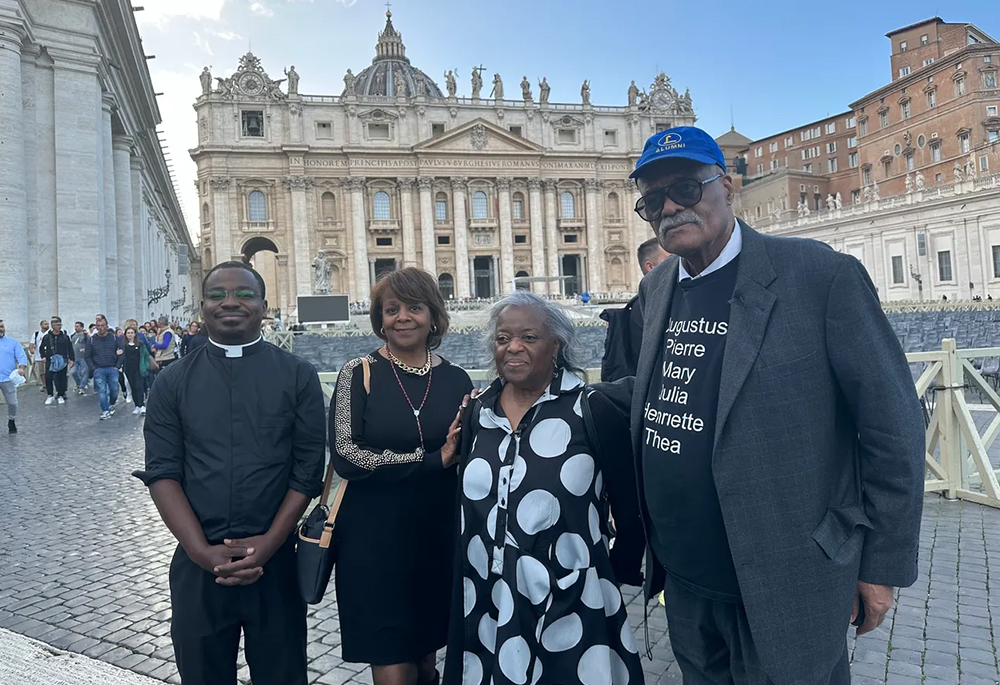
top-left (634, 173), bottom-right (722, 221)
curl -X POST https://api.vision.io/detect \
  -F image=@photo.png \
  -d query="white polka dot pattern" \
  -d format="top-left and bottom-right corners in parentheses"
top-left (528, 417), bottom-right (572, 457)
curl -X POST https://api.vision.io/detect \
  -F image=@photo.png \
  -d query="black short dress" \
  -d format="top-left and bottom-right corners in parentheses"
top-left (330, 352), bottom-right (473, 665)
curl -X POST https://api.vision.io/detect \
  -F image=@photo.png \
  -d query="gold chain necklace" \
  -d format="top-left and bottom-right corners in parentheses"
top-left (385, 345), bottom-right (432, 376)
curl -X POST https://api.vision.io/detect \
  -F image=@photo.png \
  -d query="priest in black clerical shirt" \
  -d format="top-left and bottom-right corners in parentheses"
top-left (136, 261), bottom-right (326, 685)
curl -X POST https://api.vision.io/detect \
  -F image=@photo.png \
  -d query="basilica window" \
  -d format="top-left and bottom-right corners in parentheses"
top-left (472, 191), bottom-right (488, 219)
top-left (242, 111), bottom-right (264, 138)
top-left (321, 192), bottom-right (337, 221)
top-left (368, 122), bottom-right (391, 141)
top-left (930, 142), bottom-right (941, 162)
top-left (959, 132), bottom-right (970, 153)
top-left (557, 129), bottom-right (577, 144)
top-left (373, 191), bottom-right (391, 220)
top-left (984, 71), bottom-right (997, 88)
top-left (202, 203), bottom-right (211, 225)
top-left (248, 191), bottom-right (267, 222)
top-left (955, 77), bottom-right (966, 97)
top-left (560, 191), bottom-right (576, 219)
top-left (316, 122), bottom-right (333, 139)
top-left (435, 192), bottom-right (449, 222)
top-left (512, 192), bottom-right (525, 221)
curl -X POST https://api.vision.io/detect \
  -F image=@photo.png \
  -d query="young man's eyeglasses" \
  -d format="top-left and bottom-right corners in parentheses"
top-left (634, 173), bottom-right (723, 222)
top-left (205, 287), bottom-right (260, 301)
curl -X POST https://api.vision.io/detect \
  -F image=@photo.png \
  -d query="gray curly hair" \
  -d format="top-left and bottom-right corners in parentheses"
top-left (483, 291), bottom-right (585, 375)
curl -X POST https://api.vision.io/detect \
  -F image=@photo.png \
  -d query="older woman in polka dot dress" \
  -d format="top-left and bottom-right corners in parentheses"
top-left (441, 292), bottom-right (645, 685)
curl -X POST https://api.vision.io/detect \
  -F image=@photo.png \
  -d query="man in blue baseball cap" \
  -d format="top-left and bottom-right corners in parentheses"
top-left (595, 125), bottom-right (925, 684)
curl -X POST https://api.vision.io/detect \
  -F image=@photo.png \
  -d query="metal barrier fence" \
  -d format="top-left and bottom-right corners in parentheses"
top-left (912, 339), bottom-right (1000, 508)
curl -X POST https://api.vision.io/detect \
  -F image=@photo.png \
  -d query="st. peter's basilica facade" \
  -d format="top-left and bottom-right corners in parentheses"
top-left (191, 10), bottom-right (696, 314)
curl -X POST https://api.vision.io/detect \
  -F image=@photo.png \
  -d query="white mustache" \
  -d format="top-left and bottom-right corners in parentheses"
top-left (658, 211), bottom-right (703, 234)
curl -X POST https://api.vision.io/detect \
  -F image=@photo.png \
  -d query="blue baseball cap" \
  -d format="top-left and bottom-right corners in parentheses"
top-left (630, 126), bottom-right (727, 179)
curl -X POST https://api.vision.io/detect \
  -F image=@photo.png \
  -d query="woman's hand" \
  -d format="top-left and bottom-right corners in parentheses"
top-left (441, 394), bottom-right (471, 468)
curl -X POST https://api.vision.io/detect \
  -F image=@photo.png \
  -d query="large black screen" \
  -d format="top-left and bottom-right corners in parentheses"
top-left (297, 295), bottom-right (350, 324)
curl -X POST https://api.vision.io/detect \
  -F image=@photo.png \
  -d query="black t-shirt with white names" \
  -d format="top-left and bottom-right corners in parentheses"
top-left (643, 256), bottom-right (741, 601)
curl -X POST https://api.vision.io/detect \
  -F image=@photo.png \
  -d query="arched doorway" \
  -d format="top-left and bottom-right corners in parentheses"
top-left (515, 270), bottom-right (530, 291)
top-left (241, 237), bottom-right (281, 313)
top-left (438, 273), bottom-right (455, 300)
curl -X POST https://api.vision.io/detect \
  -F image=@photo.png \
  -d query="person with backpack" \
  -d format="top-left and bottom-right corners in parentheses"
top-left (39, 316), bottom-right (75, 405)
top-left (598, 237), bottom-right (670, 382)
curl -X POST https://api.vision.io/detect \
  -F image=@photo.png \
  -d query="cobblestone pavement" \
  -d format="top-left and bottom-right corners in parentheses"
top-left (2, 386), bottom-right (1000, 684)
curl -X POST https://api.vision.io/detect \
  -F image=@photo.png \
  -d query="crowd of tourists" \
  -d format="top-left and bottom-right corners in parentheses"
top-left (0, 314), bottom-right (208, 431)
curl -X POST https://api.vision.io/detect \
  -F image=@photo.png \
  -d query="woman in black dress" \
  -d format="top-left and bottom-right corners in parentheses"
top-left (331, 267), bottom-right (472, 685)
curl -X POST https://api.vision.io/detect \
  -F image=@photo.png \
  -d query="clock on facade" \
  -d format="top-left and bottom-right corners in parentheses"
top-left (240, 73), bottom-right (264, 95)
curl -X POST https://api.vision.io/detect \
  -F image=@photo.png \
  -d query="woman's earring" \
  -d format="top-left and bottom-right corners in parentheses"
top-left (380, 327), bottom-right (385, 336)
top-left (431, 324), bottom-right (438, 334)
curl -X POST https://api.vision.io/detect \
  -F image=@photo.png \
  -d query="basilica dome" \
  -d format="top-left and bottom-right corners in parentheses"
top-left (346, 11), bottom-right (443, 99)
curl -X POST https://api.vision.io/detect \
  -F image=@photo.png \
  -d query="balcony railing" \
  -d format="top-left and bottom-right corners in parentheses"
top-left (241, 220), bottom-right (276, 232)
top-left (368, 219), bottom-right (400, 234)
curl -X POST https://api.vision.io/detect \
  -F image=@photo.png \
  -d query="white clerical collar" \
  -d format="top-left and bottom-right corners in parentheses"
top-left (209, 335), bottom-right (263, 358)
top-left (678, 217), bottom-right (742, 281)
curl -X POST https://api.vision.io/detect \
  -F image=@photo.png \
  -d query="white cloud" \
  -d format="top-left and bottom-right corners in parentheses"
top-left (209, 30), bottom-right (243, 41)
top-left (249, 1), bottom-right (274, 16)
top-left (193, 32), bottom-right (214, 56)
top-left (135, 0), bottom-right (229, 25)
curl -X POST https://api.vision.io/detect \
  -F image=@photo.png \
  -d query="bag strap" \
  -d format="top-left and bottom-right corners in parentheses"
top-left (317, 355), bottom-right (371, 542)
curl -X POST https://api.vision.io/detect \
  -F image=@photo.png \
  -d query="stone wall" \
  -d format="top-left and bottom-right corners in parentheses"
top-left (287, 308), bottom-right (1000, 372)
top-left (291, 325), bottom-right (610, 372)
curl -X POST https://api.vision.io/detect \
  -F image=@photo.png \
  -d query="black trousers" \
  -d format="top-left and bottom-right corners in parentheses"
top-left (662, 573), bottom-right (850, 685)
top-left (125, 368), bottom-right (145, 407)
top-left (45, 367), bottom-right (68, 398)
top-left (169, 536), bottom-right (308, 685)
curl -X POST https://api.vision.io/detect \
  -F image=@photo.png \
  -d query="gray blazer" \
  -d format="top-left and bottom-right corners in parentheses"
top-left (597, 222), bottom-right (925, 685)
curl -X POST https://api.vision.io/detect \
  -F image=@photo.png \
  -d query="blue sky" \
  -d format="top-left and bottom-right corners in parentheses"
top-left (136, 0), bottom-right (999, 235)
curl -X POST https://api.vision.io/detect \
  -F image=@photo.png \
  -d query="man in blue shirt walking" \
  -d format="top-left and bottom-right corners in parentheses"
top-left (85, 314), bottom-right (123, 421)
top-left (0, 319), bottom-right (29, 433)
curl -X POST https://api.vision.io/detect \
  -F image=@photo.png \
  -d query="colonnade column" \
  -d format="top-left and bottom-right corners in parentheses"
top-left (210, 177), bottom-right (233, 264)
top-left (398, 178), bottom-right (417, 267)
top-left (112, 136), bottom-right (136, 316)
top-left (101, 94), bottom-right (118, 323)
top-left (584, 179), bottom-right (604, 294)
top-left (0, 23), bottom-right (28, 337)
top-left (287, 175), bottom-right (313, 302)
top-left (451, 178), bottom-right (471, 298)
top-left (418, 177), bottom-right (437, 274)
top-left (542, 180), bottom-right (560, 296)
top-left (527, 179), bottom-right (546, 294)
top-left (348, 177), bottom-right (371, 301)
top-left (130, 156), bottom-right (147, 318)
top-left (497, 178), bottom-right (515, 293)
top-left (53, 59), bottom-right (102, 324)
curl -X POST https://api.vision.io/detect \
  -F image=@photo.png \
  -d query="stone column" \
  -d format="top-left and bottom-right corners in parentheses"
top-left (542, 180), bottom-right (560, 295)
top-left (497, 178), bottom-right (515, 293)
top-left (418, 177), bottom-right (437, 273)
top-left (348, 177), bottom-right (371, 301)
top-left (584, 179), bottom-right (604, 293)
top-left (0, 24), bottom-right (28, 337)
top-left (451, 178), bottom-right (472, 298)
top-left (398, 177), bottom-right (417, 267)
top-left (113, 136), bottom-right (136, 317)
top-left (286, 175), bottom-right (313, 303)
top-left (210, 177), bottom-right (232, 264)
top-left (130, 156), bottom-right (147, 318)
top-left (101, 94), bottom-right (118, 323)
top-left (629, 187), bottom-right (647, 291)
top-left (527, 178), bottom-right (546, 294)
top-left (53, 60), bottom-right (103, 324)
